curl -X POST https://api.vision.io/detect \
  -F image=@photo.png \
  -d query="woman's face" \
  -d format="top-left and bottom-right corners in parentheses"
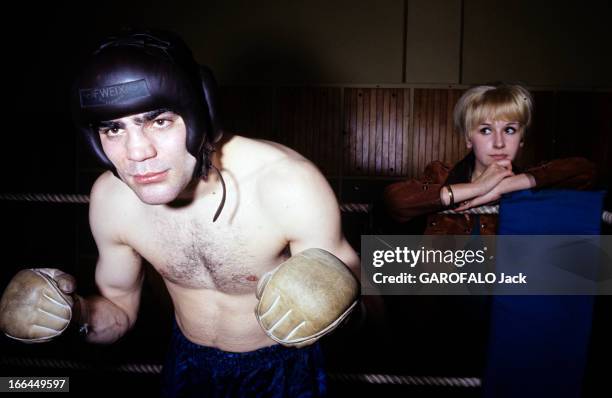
top-left (467, 119), bottom-right (523, 173)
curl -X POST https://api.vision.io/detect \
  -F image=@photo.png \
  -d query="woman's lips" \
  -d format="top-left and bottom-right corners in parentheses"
top-left (133, 170), bottom-right (169, 184)
top-left (490, 154), bottom-right (508, 160)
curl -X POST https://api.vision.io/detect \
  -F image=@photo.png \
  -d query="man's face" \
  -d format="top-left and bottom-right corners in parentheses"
top-left (98, 109), bottom-right (197, 204)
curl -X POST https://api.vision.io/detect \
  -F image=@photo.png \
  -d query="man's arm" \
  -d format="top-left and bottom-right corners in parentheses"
top-left (260, 157), bottom-right (385, 323)
top-left (81, 173), bottom-right (145, 344)
top-left (261, 158), bottom-right (360, 279)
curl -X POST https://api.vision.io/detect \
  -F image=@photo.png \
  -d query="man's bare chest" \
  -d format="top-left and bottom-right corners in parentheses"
top-left (127, 209), bottom-right (287, 294)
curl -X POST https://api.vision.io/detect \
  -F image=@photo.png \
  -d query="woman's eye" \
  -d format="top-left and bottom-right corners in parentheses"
top-left (505, 127), bottom-right (517, 134)
top-left (479, 127), bottom-right (491, 134)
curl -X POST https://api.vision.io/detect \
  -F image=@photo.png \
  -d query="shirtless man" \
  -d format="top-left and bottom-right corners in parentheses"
top-left (0, 30), bottom-right (360, 397)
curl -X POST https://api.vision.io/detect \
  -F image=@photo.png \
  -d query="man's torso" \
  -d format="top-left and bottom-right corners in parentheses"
top-left (101, 135), bottom-right (302, 351)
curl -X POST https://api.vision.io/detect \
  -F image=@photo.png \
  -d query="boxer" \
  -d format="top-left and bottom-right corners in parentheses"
top-left (0, 29), bottom-right (361, 397)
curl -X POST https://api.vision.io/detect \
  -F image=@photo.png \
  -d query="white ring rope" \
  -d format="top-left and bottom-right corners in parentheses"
top-left (0, 356), bottom-right (480, 387)
top-left (0, 193), bottom-right (89, 204)
top-left (440, 204), bottom-right (612, 225)
top-left (439, 205), bottom-right (499, 215)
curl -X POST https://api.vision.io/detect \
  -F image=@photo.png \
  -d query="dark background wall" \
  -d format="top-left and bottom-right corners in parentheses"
top-left (1, 1), bottom-right (611, 396)
top-left (2, 0), bottom-right (611, 192)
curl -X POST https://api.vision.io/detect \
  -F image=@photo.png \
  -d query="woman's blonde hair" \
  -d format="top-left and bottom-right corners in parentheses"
top-left (453, 84), bottom-right (533, 139)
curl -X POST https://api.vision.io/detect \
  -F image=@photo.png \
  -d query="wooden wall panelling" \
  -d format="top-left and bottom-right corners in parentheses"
top-left (220, 86), bottom-right (610, 187)
top-left (343, 88), bottom-right (411, 177)
top-left (276, 87), bottom-right (342, 176)
top-left (412, 88), bottom-right (466, 176)
top-left (412, 88), bottom-right (425, 176)
top-left (344, 88), bottom-right (356, 175)
top-left (401, 88), bottom-right (412, 177)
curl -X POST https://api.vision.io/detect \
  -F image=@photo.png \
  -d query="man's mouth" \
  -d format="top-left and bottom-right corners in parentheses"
top-left (132, 170), bottom-right (169, 184)
top-left (490, 154), bottom-right (508, 160)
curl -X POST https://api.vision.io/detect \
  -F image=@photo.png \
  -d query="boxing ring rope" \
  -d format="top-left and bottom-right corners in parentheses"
top-left (0, 193), bottom-right (90, 204)
top-left (440, 203), bottom-right (612, 224)
top-left (0, 192), bottom-right (610, 223)
top-left (0, 355), bottom-right (481, 388)
top-left (0, 192), bottom-right (370, 214)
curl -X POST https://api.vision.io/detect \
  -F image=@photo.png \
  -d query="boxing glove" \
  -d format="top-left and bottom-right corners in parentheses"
top-left (0, 268), bottom-right (75, 343)
top-left (255, 248), bottom-right (359, 348)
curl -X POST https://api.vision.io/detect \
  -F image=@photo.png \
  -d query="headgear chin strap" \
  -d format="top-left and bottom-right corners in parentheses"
top-left (71, 29), bottom-right (226, 222)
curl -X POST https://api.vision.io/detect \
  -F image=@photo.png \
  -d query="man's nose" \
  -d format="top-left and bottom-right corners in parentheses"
top-left (126, 129), bottom-right (156, 161)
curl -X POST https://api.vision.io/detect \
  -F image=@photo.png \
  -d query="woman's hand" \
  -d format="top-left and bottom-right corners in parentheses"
top-left (455, 173), bottom-right (536, 211)
top-left (454, 184), bottom-right (503, 211)
top-left (472, 160), bottom-right (514, 196)
top-left (439, 161), bottom-right (520, 208)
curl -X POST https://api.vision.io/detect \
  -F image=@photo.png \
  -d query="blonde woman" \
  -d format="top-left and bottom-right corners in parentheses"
top-left (384, 83), bottom-right (595, 235)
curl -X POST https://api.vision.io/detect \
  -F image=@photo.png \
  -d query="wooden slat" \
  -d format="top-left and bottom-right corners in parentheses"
top-left (368, 89), bottom-right (376, 174)
top-left (274, 87), bottom-right (342, 176)
top-left (432, 89), bottom-right (441, 164)
top-left (388, 89), bottom-right (397, 174)
top-left (347, 88), bottom-right (358, 174)
top-left (416, 89), bottom-right (427, 176)
top-left (424, 89), bottom-right (433, 171)
top-left (343, 88), bottom-right (412, 177)
top-left (447, 89), bottom-right (458, 163)
top-left (366, 89), bottom-right (383, 175)
top-left (412, 88), bottom-right (467, 176)
top-left (381, 89), bottom-right (390, 174)
top-left (356, 89), bottom-right (364, 174)
top-left (399, 89), bottom-right (414, 178)
top-left (452, 89), bottom-right (467, 164)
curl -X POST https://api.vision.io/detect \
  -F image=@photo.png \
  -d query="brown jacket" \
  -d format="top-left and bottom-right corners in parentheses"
top-left (383, 158), bottom-right (596, 235)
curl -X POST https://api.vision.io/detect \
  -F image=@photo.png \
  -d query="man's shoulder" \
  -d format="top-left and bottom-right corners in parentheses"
top-left (228, 135), bottom-right (316, 180)
top-left (229, 136), bottom-right (339, 232)
top-left (88, 172), bottom-right (143, 245)
top-left (252, 145), bottom-right (323, 192)
top-left (224, 135), bottom-right (335, 217)
top-left (89, 171), bottom-right (138, 216)
top-left (248, 142), bottom-right (332, 212)
top-left (91, 171), bottom-right (128, 200)
top-left (230, 135), bottom-right (304, 164)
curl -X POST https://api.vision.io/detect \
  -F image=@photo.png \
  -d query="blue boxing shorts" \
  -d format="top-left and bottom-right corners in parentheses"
top-left (161, 322), bottom-right (327, 397)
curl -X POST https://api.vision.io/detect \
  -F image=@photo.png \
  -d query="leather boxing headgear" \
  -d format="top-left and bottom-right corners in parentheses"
top-left (71, 29), bottom-right (222, 180)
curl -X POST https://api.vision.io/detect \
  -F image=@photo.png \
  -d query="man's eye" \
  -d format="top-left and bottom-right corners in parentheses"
top-left (153, 119), bottom-right (170, 128)
top-left (100, 127), bottom-right (122, 136)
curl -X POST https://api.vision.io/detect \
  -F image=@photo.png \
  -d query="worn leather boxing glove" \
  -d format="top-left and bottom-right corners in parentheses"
top-left (0, 268), bottom-right (75, 343)
top-left (255, 248), bottom-right (359, 348)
